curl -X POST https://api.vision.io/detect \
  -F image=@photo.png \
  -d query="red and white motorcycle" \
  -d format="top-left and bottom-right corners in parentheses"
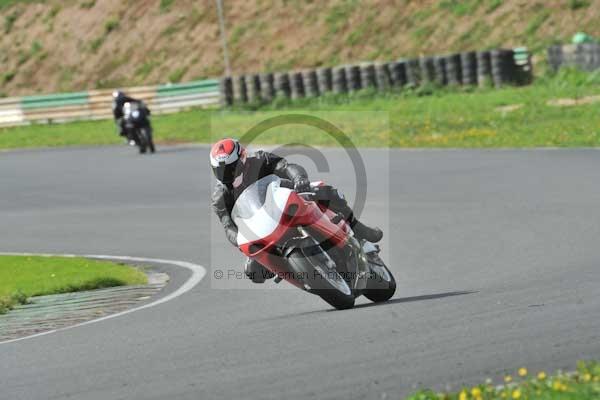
top-left (232, 174), bottom-right (396, 310)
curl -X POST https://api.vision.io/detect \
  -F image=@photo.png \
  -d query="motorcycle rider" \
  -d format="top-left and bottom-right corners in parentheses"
top-left (210, 138), bottom-right (383, 283)
top-left (111, 90), bottom-right (150, 141)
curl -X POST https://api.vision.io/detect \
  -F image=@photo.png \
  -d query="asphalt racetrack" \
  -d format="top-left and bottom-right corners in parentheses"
top-left (1, 145), bottom-right (599, 400)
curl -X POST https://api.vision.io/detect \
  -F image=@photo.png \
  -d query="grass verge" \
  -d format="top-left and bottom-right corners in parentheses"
top-left (407, 361), bottom-right (600, 400)
top-left (2, 69), bottom-right (600, 149)
top-left (0, 255), bottom-right (147, 314)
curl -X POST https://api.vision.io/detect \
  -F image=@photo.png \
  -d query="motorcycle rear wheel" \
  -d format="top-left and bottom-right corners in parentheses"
top-left (145, 127), bottom-right (156, 153)
top-left (287, 249), bottom-right (355, 310)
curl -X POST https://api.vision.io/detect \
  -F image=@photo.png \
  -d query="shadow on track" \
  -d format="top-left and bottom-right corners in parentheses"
top-left (260, 290), bottom-right (478, 322)
top-left (353, 290), bottom-right (478, 310)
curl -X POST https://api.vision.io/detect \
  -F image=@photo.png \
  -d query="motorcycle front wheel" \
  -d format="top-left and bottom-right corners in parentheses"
top-left (287, 249), bottom-right (355, 310)
top-left (137, 128), bottom-right (148, 154)
top-left (363, 258), bottom-right (396, 303)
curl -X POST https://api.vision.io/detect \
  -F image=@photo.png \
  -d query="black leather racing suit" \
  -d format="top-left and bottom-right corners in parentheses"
top-left (212, 150), bottom-right (309, 247)
top-left (212, 150), bottom-right (360, 283)
top-left (112, 96), bottom-right (150, 137)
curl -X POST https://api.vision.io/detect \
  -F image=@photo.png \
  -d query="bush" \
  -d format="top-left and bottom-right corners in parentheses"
top-left (104, 17), bottom-right (119, 34)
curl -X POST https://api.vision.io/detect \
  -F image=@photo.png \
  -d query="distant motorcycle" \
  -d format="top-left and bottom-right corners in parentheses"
top-left (232, 175), bottom-right (396, 310)
top-left (123, 101), bottom-right (155, 154)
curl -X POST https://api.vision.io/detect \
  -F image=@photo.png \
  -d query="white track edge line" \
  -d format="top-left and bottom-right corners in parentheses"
top-left (0, 252), bottom-right (207, 345)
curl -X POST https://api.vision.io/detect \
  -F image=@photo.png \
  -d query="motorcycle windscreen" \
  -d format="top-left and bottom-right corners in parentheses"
top-left (231, 175), bottom-right (293, 246)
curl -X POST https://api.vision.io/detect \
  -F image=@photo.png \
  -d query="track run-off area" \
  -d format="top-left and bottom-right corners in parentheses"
top-left (0, 145), bottom-right (599, 400)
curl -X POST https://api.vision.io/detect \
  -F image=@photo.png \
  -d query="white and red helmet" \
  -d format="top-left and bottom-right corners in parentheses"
top-left (210, 138), bottom-right (244, 184)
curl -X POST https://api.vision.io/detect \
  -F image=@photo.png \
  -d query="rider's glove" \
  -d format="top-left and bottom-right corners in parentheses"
top-left (293, 177), bottom-right (311, 193)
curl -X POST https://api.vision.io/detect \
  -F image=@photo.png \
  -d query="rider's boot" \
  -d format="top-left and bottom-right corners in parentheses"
top-left (348, 214), bottom-right (383, 243)
top-left (325, 188), bottom-right (383, 243)
top-left (244, 258), bottom-right (275, 283)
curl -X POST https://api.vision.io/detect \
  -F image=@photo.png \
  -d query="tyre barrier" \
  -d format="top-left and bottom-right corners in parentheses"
top-left (346, 64), bottom-right (362, 91)
top-left (303, 69), bottom-right (319, 97)
top-left (360, 63), bottom-right (377, 89)
top-left (445, 53), bottom-right (462, 85)
top-left (290, 72), bottom-right (305, 99)
top-left (476, 51), bottom-right (492, 87)
top-left (317, 67), bottom-right (333, 94)
top-left (433, 56), bottom-right (447, 86)
top-left (219, 76), bottom-right (234, 106)
top-left (419, 57), bottom-right (436, 83)
top-left (460, 51), bottom-right (477, 86)
top-left (405, 58), bottom-right (421, 87)
top-left (579, 43), bottom-right (600, 71)
top-left (547, 45), bottom-right (563, 72)
top-left (221, 47), bottom-right (527, 107)
top-left (260, 73), bottom-right (275, 102)
top-left (491, 49), bottom-right (514, 87)
top-left (234, 75), bottom-right (248, 104)
top-left (332, 66), bottom-right (348, 94)
top-left (246, 74), bottom-right (261, 103)
top-left (375, 63), bottom-right (391, 90)
top-left (275, 72), bottom-right (291, 98)
top-left (389, 60), bottom-right (407, 87)
top-left (574, 44), bottom-right (587, 69)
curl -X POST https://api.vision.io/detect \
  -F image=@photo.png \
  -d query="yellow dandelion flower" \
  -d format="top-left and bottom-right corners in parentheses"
top-left (537, 371), bottom-right (547, 380)
top-left (471, 387), bottom-right (482, 397)
top-left (475, 396), bottom-right (482, 400)
top-left (504, 375), bottom-right (512, 383)
top-left (552, 381), bottom-right (563, 391)
top-left (518, 368), bottom-right (528, 377)
top-left (512, 389), bottom-right (521, 399)
top-left (459, 390), bottom-right (468, 400)
top-left (583, 373), bottom-right (592, 382)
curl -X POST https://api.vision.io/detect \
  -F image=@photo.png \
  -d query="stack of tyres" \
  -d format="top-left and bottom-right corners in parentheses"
top-left (419, 57), bottom-right (436, 83)
top-left (360, 63), bottom-right (377, 89)
top-left (260, 73), bottom-right (275, 102)
top-left (405, 58), bottom-right (421, 87)
top-left (234, 75), bottom-right (248, 104)
top-left (433, 56), bottom-right (447, 86)
top-left (290, 72), bottom-right (305, 100)
top-left (389, 60), bottom-right (408, 87)
top-left (547, 45), bottom-right (563, 72)
top-left (476, 51), bottom-right (492, 87)
top-left (491, 49), bottom-right (515, 87)
top-left (275, 72), bottom-right (292, 99)
top-left (219, 76), bottom-right (234, 106)
top-left (346, 65), bottom-right (362, 92)
top-left (445, 53), bottom-right (462, 85)
top-left (332, 66), bottom-right (348, 94)
top-left (246, 74), bottom-right (261, 103)
top-left (375, 63), bottom-right (392, 90)
top-left (317, 67), bottom-right (333, 94)
top-left (460, 51), bottom-right (477, 85)
top-left (303, 69), bottom-right (320, 97)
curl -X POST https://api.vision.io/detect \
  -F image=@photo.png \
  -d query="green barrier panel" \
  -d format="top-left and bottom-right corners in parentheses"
top-left (21, 92), bottom-right (89, 109)
top-left (156, 79), bottom-right (219, 97)
top-left (513, 47), bottom-right (529, 62)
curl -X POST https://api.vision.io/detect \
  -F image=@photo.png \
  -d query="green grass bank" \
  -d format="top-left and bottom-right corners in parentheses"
top-left (0, 255), bottom-right (147, 314)
top-left (2, 69), bottom-right (600, 149)
top-left (407, 361), bottom-right (600, 400)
